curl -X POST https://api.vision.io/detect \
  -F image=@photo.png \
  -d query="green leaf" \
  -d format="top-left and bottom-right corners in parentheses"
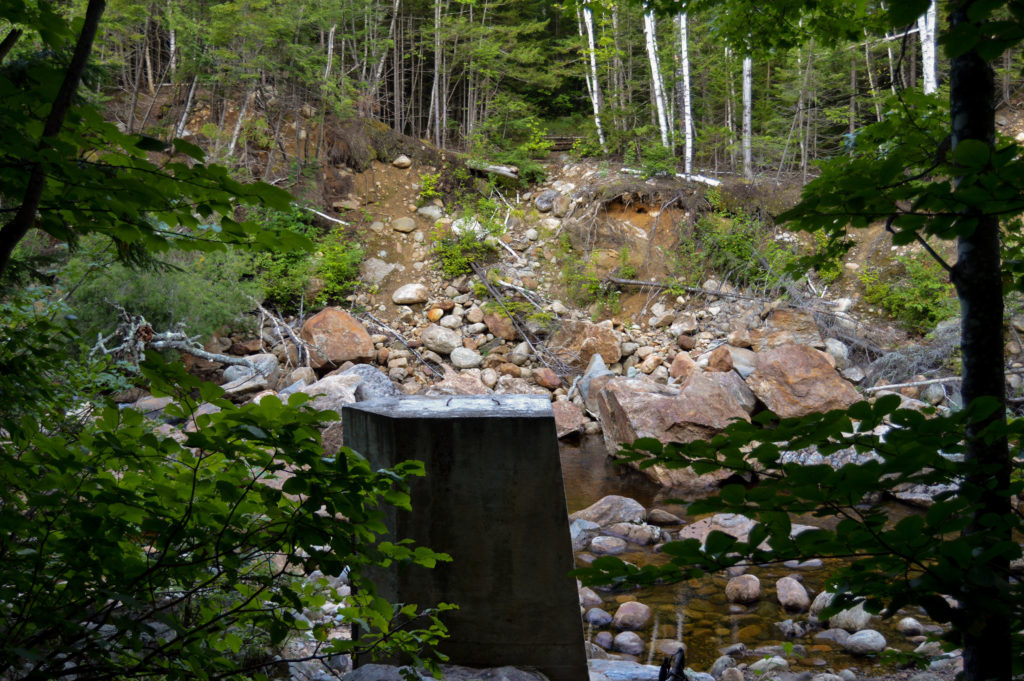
top-left (953, 139), bottom-right (992, 168)
top-left (135, 135), bottom-right (170, 152)
top-left (172, 138), bottom-right (207, 161)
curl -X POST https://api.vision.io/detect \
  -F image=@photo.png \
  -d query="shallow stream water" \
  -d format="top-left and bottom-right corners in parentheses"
top-left (559, 435), bottom-right (938, 674)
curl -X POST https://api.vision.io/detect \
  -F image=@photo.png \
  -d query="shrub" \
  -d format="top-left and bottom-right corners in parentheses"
top-left (638, 141), bottom-right (676, 178)
top-left (430, 226), bottom-right (497, 278)
top-left (418, 171), bottom-right (443, 204)
top-left (252, 209), bottom-right (320, 311)
top-left (570, 134), bottom-right (604, 160)
top-left (61, 237), bottom-right (261, 342)
top-left (252, 210), bottom-right (365, 311)
top-left (692, 212), bottom-right (798, 292)
top-left (315, 229), bottom-right (365, 305)
top-left (617, 246), bottom-right (638, 280)
top-left (0, 293), bottom-right (451, 680)
top-left (557, 235), bottom-right (620, 316)
top-left (859, 252), bottom-right (958, 333)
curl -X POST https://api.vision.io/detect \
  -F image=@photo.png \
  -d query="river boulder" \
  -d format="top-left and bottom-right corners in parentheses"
top-left (570, 495), bottom-right (646, 526)
top-left (612, 631), bottom-right (645, 656)
top-left (420, 324), bottom-right (462, 354)
top-left (725, 574), bottom-right (761, 603)
top-left (597, 373), bottom-right (751, 489)
top-left (750, 309), bottom-right (824, 351)
top-left (745, 344), bottom-right (860, 418)
top-left (776, 577), bottom-right (811, 612)
top-left (612, 601), bottom-right (652, 630)
top-left (300, 308), bottom-right (375, 368)
top-left (552, 400), bottom-right (586, 439)
top-left (550, 320), bottom-right (622, 367)
top-left (843, 630), bottom-right (887, 655)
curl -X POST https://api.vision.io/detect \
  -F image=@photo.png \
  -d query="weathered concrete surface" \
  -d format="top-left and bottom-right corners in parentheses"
top-left (343, 395), bottom-right (588, 681)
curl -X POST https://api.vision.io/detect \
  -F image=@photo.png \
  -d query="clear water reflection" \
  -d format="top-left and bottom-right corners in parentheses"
top-left (559, 435), bottom-right (935, 673)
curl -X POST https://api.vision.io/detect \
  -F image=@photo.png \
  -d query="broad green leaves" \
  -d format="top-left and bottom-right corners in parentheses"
top-left (0, 1), bottom-right (306, 281)
top-left (0, 311), bottom-right (452, 679)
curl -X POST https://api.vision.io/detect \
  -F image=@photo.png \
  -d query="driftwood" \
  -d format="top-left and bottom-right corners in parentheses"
top-left (466, 159), bottom-right (519, 180)
top-left (863, 367), bottom-right (1024, 394)
top-left (604, 275), bottom-right (790, 304)
top-left (619, 167), bottom-right (722, 187)
top-left (360, 311), bottom-right (442, 378)
top-left (91, 306), bottom-right (258, 374)
top-left (470, 262), bottom-right (574, 377)
top-left (252, 299), bottom-right (316, 369)
top-left (301, 205), bottom-right (348, 226)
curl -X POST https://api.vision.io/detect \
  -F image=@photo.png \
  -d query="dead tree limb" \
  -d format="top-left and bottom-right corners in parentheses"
top-left (360, 311), bottom-right (442, 378)
top-left (863, 367), bottom-right (1024, 393)
top-left (91, 306), bottom-right (258, 374)
top-left (466, 159), bottom-right (519, 180)
top-left (471, 263), bottom-right (574, 378)
top-left (605, 276), bottom-right (787, 304)
top-left (252, 299), bottom-right (314, 368)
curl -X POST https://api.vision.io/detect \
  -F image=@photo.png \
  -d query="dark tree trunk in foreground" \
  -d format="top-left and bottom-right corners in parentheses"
top-left (948, 3), bottom-right (1012, 680)
top-left (0, 0), bottom-right (107, 279)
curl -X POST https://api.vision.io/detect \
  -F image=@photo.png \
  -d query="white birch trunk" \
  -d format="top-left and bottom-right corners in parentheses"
top-left (582, 6), bottom-right (607, 151)
top-left (174, 75), bottom-right (197, 139)
top-left (430, 0), bottom-right (442, 147)
top-left (228, 88), bottom-right (255, 157)
top-left (166, 0), bottom-right (177, 79)
top-left (643, 10), bottom-right (670, 148)
top-left (324, 24), bottom-right (336, 81)
top-left (370, 0), bottom-right (401, 95)
top-left (677, 13), bottom-right (693, 175)
top-left (742, 55), bottom-right (753, 180)
top-left (917, 0), bottom-right (938, 94)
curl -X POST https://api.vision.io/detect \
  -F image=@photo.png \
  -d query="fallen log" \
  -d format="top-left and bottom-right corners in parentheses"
top-left (466, 159), bottom-right (519, 180)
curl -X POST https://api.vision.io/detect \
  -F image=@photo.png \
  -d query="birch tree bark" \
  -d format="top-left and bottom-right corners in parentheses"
top-left (428, 0), bottom-right (442, 147)
top-left (742, 54), bottom-right (752, 180)
top-left (643, 9), bottom-right (670, 148)
top-left (917, 0), bottom-right (938, 94)
top-left (581, 5), bottom-right (607, 151)
top-left (677, 13), bottom-right (693, 174)
top-left (367, 0), bottom-right (401, 108)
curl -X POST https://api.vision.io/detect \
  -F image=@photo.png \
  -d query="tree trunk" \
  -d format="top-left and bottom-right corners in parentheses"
top-left (726, 47), bottom-right (736, 171)
top-left (167, 0), bottom-right (177, 78)
top-left (798, 40), bottom-right (815, 182)
top-left (582, 6), bottom-right (607, 151)
top-left (611, 5), bottom-right (626, 133)
top-left (228, 88), bottom-right (255, 157)
top-left (918, 0), bottom-right (938, 94)
top-left (174, 75), bottom-right (197, 140)
top-left (742, 54), bottom-right (752, 180)
top-left (948, 4), bottom-right (1011, 681)
top-left (368, 0), bottom-right (400, 110)
top-left (643, 10), bottom-right (670, 148)
top-left (849, 55), bottom-right (856, 154)
top-left (430, 0), bottom-right (442, 147)
top-left (0, 28), bottom-right (22, 64)
top-left (677, 13), bottom-right (693, 175)
top-left (863, 35), bottom-right (884, 121)
top-left (0, 0), bottom-right (107, 279)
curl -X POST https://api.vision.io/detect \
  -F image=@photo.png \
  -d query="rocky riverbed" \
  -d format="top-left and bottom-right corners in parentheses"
top-left (566, 492), bottom-right (962, 681)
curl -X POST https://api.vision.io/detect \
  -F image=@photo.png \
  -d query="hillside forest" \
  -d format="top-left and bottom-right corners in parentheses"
top-left (71, 0), bottom-right (1006, 182)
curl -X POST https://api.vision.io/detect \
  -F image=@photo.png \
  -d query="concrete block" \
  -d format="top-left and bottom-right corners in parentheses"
top-left (343, 395), bottom-right (587, 681)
